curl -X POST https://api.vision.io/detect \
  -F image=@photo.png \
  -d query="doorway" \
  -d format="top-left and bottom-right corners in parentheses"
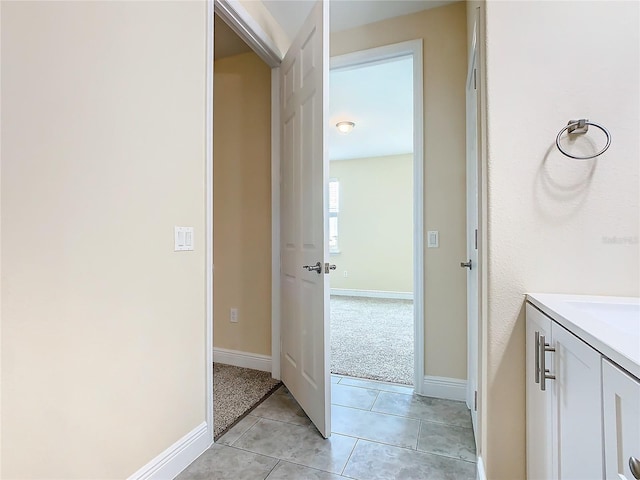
top-left (328, 41), bottom-right (424, 391)
top-left (211, 11), bottom-right (279, 439)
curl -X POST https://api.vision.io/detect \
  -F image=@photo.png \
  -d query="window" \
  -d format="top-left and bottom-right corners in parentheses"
top-left (329, 179), bottom-right (339, 253)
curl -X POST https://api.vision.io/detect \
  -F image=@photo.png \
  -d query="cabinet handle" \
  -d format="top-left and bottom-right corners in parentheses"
top-left (539, 334), bottom-right (556, 391)
top-left (630, 456), bottom-right (640, 479)
top-left (534, 331), bottom-right (540, 384)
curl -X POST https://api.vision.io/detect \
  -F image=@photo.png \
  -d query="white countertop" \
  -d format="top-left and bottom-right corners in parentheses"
top-left (526, 293), bottom-right (640, 379)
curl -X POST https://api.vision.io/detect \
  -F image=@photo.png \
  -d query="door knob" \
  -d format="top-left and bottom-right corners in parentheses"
top-left (460, 260), bottom-right (472, 270)
top-left (325, 263), bottom-right (336, 273)
top-left (303, 262), bottom-right (322, 274)
top-left (630, 456), bottom-right (640, 479)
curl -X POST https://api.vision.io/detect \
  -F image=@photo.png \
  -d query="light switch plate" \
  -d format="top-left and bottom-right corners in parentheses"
top-left (175, 226), bottom-right (194, 251)
top-left (427, 230), bottom-right (439, 248)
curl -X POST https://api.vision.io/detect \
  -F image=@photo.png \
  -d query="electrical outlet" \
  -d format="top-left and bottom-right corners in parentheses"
top-left (230, 308), bottom-right (238, 323)
top-left (343, 270), bottom-right (348, 277)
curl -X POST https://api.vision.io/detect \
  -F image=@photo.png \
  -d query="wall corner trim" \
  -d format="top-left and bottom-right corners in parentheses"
top-left (421, 375), bottom-right (467, 402)
top-left (213, 347), bottom-right (272, 372)
top-left (127, 421), bottom-right (211, 480)
top-left (477, 456), bottom-right (487, 480)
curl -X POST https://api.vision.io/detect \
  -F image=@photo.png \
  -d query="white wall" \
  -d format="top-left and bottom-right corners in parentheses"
top-left (482, 1), bottom-right (639, 478)
top-left (1, 2), bottom-right (207, 477)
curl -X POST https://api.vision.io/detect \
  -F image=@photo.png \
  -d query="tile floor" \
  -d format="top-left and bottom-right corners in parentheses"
top-left (178, 375), bottom-right (477, 480)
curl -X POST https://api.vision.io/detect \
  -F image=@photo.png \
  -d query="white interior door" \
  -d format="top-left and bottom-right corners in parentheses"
top-left (465, 22), bottom-right (480, 436)
top-left (279, 0), bottom-right (330, 438)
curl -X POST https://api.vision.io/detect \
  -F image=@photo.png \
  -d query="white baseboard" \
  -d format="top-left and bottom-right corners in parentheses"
top-left (128, 421), bottom-right (211, 480)
top-left (330, 288), bottom-right (413, 300)
top-left (477, 456), bottom-right (487, 480)
top-left (421, 375), bottom-right (467, 402)
top-left (213, 347), bottom-right (272, 372)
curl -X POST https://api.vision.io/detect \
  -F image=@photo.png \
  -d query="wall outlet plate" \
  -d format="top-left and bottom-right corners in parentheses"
top-left (427, 230), bottom-right (439, 248)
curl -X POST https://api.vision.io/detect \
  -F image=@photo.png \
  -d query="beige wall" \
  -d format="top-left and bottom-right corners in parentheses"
top-left (331, 2), bottom-right (468, 380)
top-left (213, 52), bottom-right (272, 356)
top-left (1, 2), bottom-right (207, 478)
top-left (482, 1), bottom-right (640, 478)
top-left (329, 155), bottom-right (413, 293)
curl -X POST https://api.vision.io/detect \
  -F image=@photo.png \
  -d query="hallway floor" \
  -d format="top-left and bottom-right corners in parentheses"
top-left (178, 375), bottom-right (476, 479)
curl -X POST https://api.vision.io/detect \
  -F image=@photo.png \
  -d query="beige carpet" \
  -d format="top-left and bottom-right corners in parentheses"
top-left (331, 296), bottom-right (414, 385)
top-left (213, 363), bottom-right (281, 440)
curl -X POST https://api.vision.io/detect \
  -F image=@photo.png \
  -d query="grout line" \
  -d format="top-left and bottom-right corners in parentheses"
top-left (369, 391), bottom-right (381, 411)
top-left (332, 432), bottom-right (419, 452)
top-left (226, 443), bottom-right (282, 462)
top-left (420, 418), bottom-right (474, 431)
top-left (340, 438), bottom-right (359, 476)
top-left (353, 436), bottom-right (477, 465)
top-left (334, 403), bottom-right (423, 424)
top-left (275, 459), bottom-right (346, 477)
top-left (334, 398), bottom-right (472, 430)
top-left (366, 405), bottom-right (472, 429)
top-left (417, 449), bottom-right (479, 465)
top-left (263, 459), bottom-right (281, 479)
top-left (251, 414), bottom-right (312, 429)
top-left (225, 415), bottom-right (260, 446)
top-left (331, 401), bottom-right (378, 412)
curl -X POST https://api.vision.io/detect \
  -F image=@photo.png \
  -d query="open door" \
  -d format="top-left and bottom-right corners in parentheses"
top-left (279, 0), bottom-right (331, 438)
top-left (465, 16), bottom-right (480, 437)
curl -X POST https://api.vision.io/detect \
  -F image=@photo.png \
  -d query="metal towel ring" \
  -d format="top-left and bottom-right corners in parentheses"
top-left (555, 119), bottom-right (611, 160)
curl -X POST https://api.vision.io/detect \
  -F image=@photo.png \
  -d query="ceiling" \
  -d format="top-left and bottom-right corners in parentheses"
top-left (329, 56), bottom-right (413, 161)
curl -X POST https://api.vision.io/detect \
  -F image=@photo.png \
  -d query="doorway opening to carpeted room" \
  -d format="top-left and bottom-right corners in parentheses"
top-left (328, 50), bottom-right (420, 388)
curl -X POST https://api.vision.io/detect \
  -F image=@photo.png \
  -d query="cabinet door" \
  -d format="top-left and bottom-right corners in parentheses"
top-left (552, 324), bottom-right (603, 479)
top-left (603, 359), bottom-right (640, 480)
top-left (526, 304), bottom-right (554, 480)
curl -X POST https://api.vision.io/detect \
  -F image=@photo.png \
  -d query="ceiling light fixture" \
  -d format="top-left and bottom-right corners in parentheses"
top-left (336, 121), bottom-right (355, 134)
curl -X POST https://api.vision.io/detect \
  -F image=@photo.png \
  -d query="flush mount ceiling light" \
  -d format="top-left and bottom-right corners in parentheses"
top-left (336, 121), bottom-right (355, 134)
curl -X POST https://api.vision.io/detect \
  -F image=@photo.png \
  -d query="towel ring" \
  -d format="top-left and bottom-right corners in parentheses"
top-left (555, 119), bottom-right (611, 160)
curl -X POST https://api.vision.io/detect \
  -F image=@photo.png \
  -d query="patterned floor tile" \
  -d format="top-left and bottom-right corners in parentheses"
top-left (342, 439), bottom-right (476, 480)
top-left (233, 418), bottom-right (356, 474)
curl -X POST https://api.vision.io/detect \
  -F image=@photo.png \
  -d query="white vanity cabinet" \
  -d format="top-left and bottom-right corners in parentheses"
top-left (602, 359), bottom-right (640, 480)
top-left (526, 293), bottom-right (640, 480)
top-left (526, 304), bottom-right (553, 479)
top-left (526, 303), bottom-right (603, 479)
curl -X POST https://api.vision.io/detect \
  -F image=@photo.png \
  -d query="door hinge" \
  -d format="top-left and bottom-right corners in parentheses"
top-left (474, 390), bottom-right (478, 411)
top-left (474, 229), bottom-right (478, 250)
top-left (473, 68), bottom-right (477, 90)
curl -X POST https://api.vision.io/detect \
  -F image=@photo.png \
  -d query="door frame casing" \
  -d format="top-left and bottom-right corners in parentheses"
top-left (206, 0), bottom-right (214, 445)
top-left (329, 40), bottom-right (425, 393)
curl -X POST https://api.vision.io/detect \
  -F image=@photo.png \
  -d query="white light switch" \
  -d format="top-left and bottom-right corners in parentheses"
top-left (427, 230), bottom-right (439, 248)
top-left (175, 226), bottom-right (194, 251)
